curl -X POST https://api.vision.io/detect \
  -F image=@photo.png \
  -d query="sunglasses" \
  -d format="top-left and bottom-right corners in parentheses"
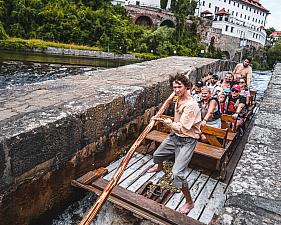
top-left (239, 81), bottom-right (245, 83)
top-left (231, 89), bottom-right (239, 92)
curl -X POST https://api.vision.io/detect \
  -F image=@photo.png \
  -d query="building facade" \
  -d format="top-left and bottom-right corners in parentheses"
top-left (197, 0), bottom-right (269, 46)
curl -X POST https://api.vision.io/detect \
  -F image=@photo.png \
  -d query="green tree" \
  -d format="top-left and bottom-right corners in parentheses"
top-left (160, 0), bottom-right (168, 10)
top-left (172, 0), bottom-right (197, 43)
top-left (0, 22), bottom-right (9, 40)
top-left (266, 27), bottom-right (275, 37)
top-left (267, 41), bottom-right (281, 67)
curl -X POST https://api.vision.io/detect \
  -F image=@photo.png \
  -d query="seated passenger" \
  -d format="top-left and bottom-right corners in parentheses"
top-left (224, 84), bottom-right (247, 128)
top-left (239, 78), bottom-right (250, 106)
top-left (218, 92), bottom-right (226, 114)
top-left (192, 81), bottom-right (203, 104)
top-left (221, 72), bottom-right (233, 90)
top-left (199, 87), bottom-right (221, 128)
top-left (206, 74), bottom-right (222, 96)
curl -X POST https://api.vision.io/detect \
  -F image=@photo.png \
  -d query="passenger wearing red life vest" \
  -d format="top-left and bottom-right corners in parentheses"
top-left (224, 84), bottom-right (247, 128)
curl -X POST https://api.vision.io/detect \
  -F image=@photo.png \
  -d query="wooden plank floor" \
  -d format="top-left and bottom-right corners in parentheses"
top-left (102, 153), bottom-right (227, 225)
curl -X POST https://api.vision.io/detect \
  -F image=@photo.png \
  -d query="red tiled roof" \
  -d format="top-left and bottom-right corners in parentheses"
top-left (241, 0), bottom-right (269, 13)
top-left (215, 8), bottom-right (230, 15)
top-left (271, 31), bottom-right (281, 37)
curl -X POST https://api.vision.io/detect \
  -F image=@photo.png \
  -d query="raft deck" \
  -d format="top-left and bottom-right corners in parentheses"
top-left (72, 153), bottom-right (227, 225)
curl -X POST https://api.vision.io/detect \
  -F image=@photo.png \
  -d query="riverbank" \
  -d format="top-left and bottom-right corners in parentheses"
top-left (0, 38), bottom-right (158, 61)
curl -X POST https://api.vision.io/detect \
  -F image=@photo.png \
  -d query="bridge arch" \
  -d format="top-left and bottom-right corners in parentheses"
top-left (222, 51), bottom-right (231, 60)
top-left (135, 15), bottom-right (153, 26)
top-left (160, 19), bottom-right (175, 27)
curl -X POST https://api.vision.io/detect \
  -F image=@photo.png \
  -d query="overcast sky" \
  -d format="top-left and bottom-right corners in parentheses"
top-left (264, 0), bottom-right (281, 30)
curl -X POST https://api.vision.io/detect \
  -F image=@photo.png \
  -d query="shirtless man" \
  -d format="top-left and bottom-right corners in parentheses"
top-left (232, 57), bottom-right (253, 87)
top-left (148, 73), bottom-right (201, 214)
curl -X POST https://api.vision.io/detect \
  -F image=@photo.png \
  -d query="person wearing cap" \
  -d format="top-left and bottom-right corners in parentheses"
top-left (232, 57), bottom-right (253, 87)
top-left (192, 81), bottom-right (203, 104)
top-left (224, 84), bottom-right (247, 127)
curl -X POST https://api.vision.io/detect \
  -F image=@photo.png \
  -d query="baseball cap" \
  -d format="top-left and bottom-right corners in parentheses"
top-left (231, 84), bottom-right (241, 91)
top-left (195, 81), bottom-right (204, 87)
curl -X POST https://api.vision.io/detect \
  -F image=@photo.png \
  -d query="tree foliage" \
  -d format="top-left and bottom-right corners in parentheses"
top-left (0, 0), bottom-right (219, 58)
top-left (267, 41), bottom-right (281, 67)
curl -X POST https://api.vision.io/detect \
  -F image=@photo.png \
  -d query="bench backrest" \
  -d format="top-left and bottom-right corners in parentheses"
top-left (201, 125), bottom-right (228, 148)
top-left (249, 90), bottom-right (257, 106)
top-left (221, 114), bottom-right (238, 133)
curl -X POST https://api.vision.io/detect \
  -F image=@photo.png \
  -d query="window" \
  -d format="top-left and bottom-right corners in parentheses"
top-left (229, 0), bottom-right (231, 4)
top-left (232, 11), bottom-right (234, 15)
top-left (248, 16), bottom-right (250, 20)
top-left (225, 25), bottom-right (229, 31)
top-left (209, 3), bottom-right (211, 8)
top-left (136, 1), bottom-right (140, 6)
top-left (240, 13), bottom-right (242, 18)
top-left (202, 1), bottom-right (205, 6)
top-left (242, 5), bottom-right (244, 9)
top-left (231, 27), bottom-right (234, 32)
top-left (237, 3), bottom-right (239, 7)
top-left (233, 2), bottom-right (235, 6)
top-left (236, 12), bottom-right (238, 16)
top-left (215, 6), bottom-right (219, 12)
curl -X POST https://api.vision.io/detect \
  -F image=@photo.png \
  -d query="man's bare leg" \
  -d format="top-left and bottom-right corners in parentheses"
top-left (147, 163), bottom-right (163, 173)
top-left (179, 185), bottom-right (194, 214)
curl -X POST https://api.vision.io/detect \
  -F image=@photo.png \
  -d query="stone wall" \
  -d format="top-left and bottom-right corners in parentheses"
top-left (0, 57), bottom-right (235, 225)
top-left (197, 18), bottom-right (263, 60)
top-left (216, 64), bottom-right (281, 224)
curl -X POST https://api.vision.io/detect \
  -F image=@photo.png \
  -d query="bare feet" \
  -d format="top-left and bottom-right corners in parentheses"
top-left (179, 202), bottom-right (194, 214)
top-left (147, 164), bottom-right (162, 173)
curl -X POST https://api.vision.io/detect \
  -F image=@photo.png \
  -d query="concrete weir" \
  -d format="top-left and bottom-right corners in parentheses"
top-left (216, 64), bottom-right (281, 225)
top-left (0, 57), bottom-right (235, 225)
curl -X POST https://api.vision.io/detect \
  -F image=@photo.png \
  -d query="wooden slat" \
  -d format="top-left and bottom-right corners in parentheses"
top-left (77, 168), bottom-right (108, 185)
top-left (103, 154), bottom-right (147, 180)
top-left (176, 173), bottom-right (209, 211)
top-left (195, 143), bottom-right (225, 159)
top-left (165, 169), bottom-right (200, 210)
top-left (74, 178), bottom-right (204, 225)
top-left (119, 158), bottom-right (154, 188)
top-left (187, 178), bottom-right (218, 220)
top-left (117, 155), bottom-right (152, 184)
top-left (127, 167), bottom-right (158, 192)
top-left (227, 132), bottom-right (236, 141)
top-left (199, 182), bottom-right (226, 224)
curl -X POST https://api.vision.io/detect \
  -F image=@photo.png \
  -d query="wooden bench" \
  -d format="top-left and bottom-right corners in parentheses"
top-left (144, 122), bottom-right (230, 179)
top-left (221, 114), bottom-right (238, 141)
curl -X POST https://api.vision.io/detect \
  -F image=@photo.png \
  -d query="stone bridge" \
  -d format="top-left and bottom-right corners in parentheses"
top-left (125, 5), bottom-right (176, 27)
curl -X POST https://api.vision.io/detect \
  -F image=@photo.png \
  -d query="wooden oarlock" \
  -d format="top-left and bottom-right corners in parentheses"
top-left (79, 68), bottom-right (195, 225)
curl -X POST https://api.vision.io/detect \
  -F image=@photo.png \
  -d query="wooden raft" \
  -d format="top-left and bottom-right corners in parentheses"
top-left (72, 153), bottom-right (227, 225)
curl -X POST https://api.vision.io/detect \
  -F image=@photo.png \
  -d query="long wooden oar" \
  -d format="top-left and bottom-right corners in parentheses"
top-left (79, 68), bottom-right (195, 225)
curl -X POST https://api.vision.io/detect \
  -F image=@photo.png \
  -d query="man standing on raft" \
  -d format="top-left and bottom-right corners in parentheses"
top-left (148, 73), bottom-right (201, 214)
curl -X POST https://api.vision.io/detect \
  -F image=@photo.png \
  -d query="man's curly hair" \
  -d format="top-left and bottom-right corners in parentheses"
top-left (169, 73), bottom-right (192, 90)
